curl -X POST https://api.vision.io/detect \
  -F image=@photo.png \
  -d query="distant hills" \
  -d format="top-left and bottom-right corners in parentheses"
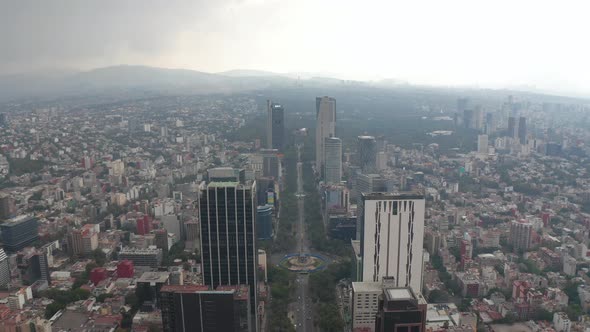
top-left (0, 65), bottom-right (299, 102)
top-left (0, 65), bottom-right (586, 102)
top-left (217, 69), bottom-right (283, 77)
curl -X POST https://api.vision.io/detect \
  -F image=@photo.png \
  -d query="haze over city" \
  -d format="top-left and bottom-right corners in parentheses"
top-left (1, 0), bottom-right (589, 96)
top-left (2, 2), bottom-right (590, 332)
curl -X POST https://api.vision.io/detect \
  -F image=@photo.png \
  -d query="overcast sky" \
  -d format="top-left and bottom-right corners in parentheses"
top-left (1, 0), bottom-right (588, 95)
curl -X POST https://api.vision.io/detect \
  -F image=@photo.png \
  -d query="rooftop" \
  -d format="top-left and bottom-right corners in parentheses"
top-left (216, 284), bottom-right (250, 300)
top-left (137, 272), bottom-right (170, 283)
top-left (352, 281), bottom-right (382, 293)
top-left (208, 181), bottom-right (239, 188)
top-left (387, 288), bottom-right (413, 300)
top-left (161, 284), bottom-right (209, 293)
top-left (362, 191), bottom-right (425, 200)
top-left (120, 247), bottom-right (161, 254)
top-left (1, 215), bottom-right (36, 227)
top-left (52, 311), bottom-right (89, 331)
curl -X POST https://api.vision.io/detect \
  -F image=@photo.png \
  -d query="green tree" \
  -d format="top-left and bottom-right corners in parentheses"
top-left (125, 293), bottom-right (139, 309)
top-left (429, 290), bottom-right (450, 303)
top-left (92, 248), bottom-right (107, 266)
top-left (97, 293), bottom-right (114, 303)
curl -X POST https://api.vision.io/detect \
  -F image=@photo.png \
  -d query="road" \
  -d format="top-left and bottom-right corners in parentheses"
top-left (291, 144), bottom-right (314, 332)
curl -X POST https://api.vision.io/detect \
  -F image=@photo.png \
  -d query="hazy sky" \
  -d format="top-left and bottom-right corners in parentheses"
top-left (1, 0), bottom-right (588, 95)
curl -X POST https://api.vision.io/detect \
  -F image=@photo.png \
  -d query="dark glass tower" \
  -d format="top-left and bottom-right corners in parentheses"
top-left (508, 116), bottom-right (517, 138)
top-left (0, 216), bottom-right (39, 253)
top-left (518, 116), bottom-right (527, 144)
top-left (358, 136), bottom-right (377, 174)
top-left (199, 181), bottom-right (257, 330)
top-left (161, 284), bottom-right (251, 332)
top-left (267, 100), bottom-right (285, 150)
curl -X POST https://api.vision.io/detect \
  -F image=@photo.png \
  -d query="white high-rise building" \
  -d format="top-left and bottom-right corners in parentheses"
top-left (324, 137), bottom-right (342, 184)
top-left (315, 96), bottom-right (336, 175)
top-left (477, 134), bottom-right (489, 155)
top-left (358, 192), bottom-right (425, 292)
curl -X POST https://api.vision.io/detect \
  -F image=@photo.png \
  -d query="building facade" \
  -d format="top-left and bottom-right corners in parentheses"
top-left (315, 96), bottom-right (336, 175)
top-left (358, 136), bottom-right (377, 174)
top-left (160, 284), bottom-right (251, 332)
top-left (359, 193), bottom-right (425, 293)
top-left (199, 181), bottom-right (258, 329)
top-left (477, 135), bottom-right (488, 155)
top-left (374, 286), bottom-right (427, 332)
top-left (0, 216), bottom-right (39, 253)
top-left (119, 247), bottom-right (163, 268)
top-left (509, 220), bottom-right (533, 252)
top-left (518, 116), bottom-right (527, 145)
top-left (266, 101), bottom-right (285, 150)
top-left (324, 137), bottom-right (342, 184)
top-left (0, 248), bottom-right (10, 289)
top-left (352, 282), bottom-right (382, 332)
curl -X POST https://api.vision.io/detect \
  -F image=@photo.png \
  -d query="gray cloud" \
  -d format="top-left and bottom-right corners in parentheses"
top-left (0, 0), bottom-right (588, 96)
top-left (0, 0), bottom-right (226, 73)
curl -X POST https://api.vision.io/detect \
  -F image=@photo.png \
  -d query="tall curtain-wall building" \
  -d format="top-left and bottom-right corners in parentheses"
top-left (358, 136), bottom-right (377, 173)
top-left (324, 137), bottom-right (342, 184)
top-left (199, 181), bottom-right (258, 330)
top-left (266, 100), bottom-right (285, 150)
top-left (315, 96), bottom-right (336, 176)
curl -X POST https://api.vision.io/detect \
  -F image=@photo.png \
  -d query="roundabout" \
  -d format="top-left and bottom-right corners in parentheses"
top-left (279, 253), bottom-right (329, 273)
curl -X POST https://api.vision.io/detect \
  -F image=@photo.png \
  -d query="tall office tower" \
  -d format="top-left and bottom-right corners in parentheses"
top-left (0, 216), bottom-right (39, 253)
top-left (463, 110), bottom-right (474, 129)
top-left (509, 220), bottom-right (533, 252)
top-left (374, 285), bottom-right (427, 332)
top-left (324, 137), bottom-right (342, 184)
top-left (485, 112), bottom-right (495, 134)
top-left (474, 108), bottom-right (484, 130)
top-left (266, 101), bottom-right (285, 150)
top-left (0, 248), bottom-right (10, 289)
top-left (199, 181), bottom-right (258, 329)
top-left (160, 284), bottom-right (252, 332)
top-left (354, 173), bottom-right (387, 204)
top-left (261, 149), bottom-right (280, 179)
top-left (457, 98), bottom-right (469, 114)
top-left (477, 135), bottom-right (488, 155)
top-left (518, 116), bottom-right (527, 145)
top-left (358, 136), bottom-right (377, 173)
top-left (507, 117), bottom-right (517, 138)
top-left (315, 96), bottom-right (337, 175)
top-left (208, 167), bottom-right (245, 183)
top-left (358, 193), bottom-right (425, 292)
top-left (0, 113), bottom-right (7, 127)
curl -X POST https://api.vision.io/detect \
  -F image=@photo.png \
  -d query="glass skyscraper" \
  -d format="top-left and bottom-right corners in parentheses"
top-left (199, 181), bottom-right (258, 330)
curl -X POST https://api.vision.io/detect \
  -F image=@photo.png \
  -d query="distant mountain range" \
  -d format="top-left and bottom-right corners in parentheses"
top-left (0, 65), bottom-right (302, 102)
top-left (0, 65), bottom-right (586, 102)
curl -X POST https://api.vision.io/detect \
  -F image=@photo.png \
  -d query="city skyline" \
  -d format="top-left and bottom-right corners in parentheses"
top-left (2, 2), bottom-right (590, 329)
